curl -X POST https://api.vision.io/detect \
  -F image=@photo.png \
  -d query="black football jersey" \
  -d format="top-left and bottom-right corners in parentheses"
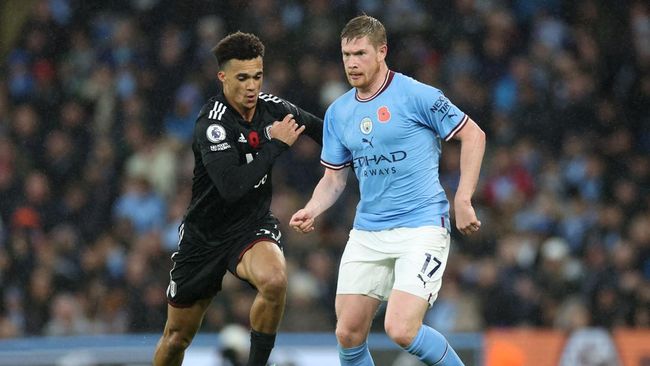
top-left (182, 91), bottom-right (322, 244)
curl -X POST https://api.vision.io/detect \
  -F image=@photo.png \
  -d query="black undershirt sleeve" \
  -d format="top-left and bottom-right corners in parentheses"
top-left (204, 139), bottom-right (288, 203)
top-left (283, 101), bottom-right (323, 146)
top-left (297, 108), bottom-right (323, 146)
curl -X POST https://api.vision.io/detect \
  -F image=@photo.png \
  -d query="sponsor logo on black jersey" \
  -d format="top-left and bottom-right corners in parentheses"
top-left (206, 124), bottom-right (226, 143)
top-left (210, 142), bottom-right (231, 151)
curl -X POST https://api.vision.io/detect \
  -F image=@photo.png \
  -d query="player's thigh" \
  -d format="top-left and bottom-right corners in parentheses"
top-left (235, 241), bottom-right (286, 288)
top-left (335, 294), bottom-right (381, 334)
top-left (230, 217), bottom-right (285, 288)
top-left (393, 226), bottom-right (451, 306)
top-left (336, 229), bottom-right (395, 301)
top-left (167, 235), bottom-right (229, 306)
top-left (163, 297), bottom-right (212, 338)
top-left (384, 289), bottom-right (429, 333)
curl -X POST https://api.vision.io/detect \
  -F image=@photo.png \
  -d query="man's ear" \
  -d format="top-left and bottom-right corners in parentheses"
top-left (217, 70), bottom-right (226, 82)
top-left (377, 44), bottom-right (388, 62)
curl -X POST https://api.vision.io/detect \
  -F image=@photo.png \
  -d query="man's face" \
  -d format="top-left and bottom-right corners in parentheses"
top-left (218, 56), bottom-right (263, 114)
top-left (341, 36), bottom-right (386, 89)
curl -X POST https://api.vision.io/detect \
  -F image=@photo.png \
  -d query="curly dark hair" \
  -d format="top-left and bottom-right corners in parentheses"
top-left (211, 31), bottom-right (265, 69)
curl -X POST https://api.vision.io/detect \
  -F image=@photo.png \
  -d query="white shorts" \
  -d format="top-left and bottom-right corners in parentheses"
top-left (336, 226), bottom-right (450, 306)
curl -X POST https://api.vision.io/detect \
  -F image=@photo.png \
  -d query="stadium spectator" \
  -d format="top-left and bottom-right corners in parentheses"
top-left (0, 0), bottom-right (646, 349)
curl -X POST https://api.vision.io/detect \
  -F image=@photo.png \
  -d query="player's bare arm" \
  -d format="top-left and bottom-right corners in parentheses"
top-left (451, 117), bottom-right (486, 235)
top-left (290, 167), bottom-right (349, 233)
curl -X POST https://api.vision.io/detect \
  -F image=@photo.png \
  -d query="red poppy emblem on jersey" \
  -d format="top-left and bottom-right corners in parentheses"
top-left (377, 106), bottom-right (391, 123)
top-left (248, 131), bottom-right (260, 148)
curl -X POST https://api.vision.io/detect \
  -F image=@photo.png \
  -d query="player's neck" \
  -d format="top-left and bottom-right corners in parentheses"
top-left (237, 108), bottom-right (255, 122)
top-left (225, 95), bottom-right (255, 122)
top-left (356, 63), bottom-right (389, 99)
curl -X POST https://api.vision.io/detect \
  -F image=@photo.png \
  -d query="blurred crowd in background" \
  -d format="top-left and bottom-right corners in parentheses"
top-left (0, 0), bottom-right (648, 338)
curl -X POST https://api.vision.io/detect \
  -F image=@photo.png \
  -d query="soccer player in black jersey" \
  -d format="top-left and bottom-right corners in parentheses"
top-left (153, 32), bottom-right (323, 366)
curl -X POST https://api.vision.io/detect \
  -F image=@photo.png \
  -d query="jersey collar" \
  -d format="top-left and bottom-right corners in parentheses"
top-left (355, 70), bottom-right (395, 103)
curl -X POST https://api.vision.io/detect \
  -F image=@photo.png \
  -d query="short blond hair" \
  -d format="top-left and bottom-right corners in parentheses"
top-left (340, 15), bottom-right (387, 48)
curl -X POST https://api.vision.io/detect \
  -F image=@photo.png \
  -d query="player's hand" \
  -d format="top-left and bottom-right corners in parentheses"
top-left (454, 200), bottom-right (481, 235)
top-left (290, 208), bottom-right (315, 233)
top-left (269, 114), bottom-right (305, 146)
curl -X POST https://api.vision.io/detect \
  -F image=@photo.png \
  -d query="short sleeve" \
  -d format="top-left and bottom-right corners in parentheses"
top-left (413, 84), bottom-right (468, 141)
top-left (320, 107), bottom-right (351, 169)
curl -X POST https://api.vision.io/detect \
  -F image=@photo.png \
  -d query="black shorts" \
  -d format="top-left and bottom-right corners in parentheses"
top-left (165, 215), bottom-right (283, 307)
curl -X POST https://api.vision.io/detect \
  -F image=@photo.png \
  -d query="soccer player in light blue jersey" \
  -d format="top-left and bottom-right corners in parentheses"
top-left (290, 15), bottom-right (485, 366)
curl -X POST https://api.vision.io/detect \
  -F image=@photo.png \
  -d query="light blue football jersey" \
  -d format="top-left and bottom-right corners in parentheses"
top-left (321, 71), bottom-right (469, 231)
